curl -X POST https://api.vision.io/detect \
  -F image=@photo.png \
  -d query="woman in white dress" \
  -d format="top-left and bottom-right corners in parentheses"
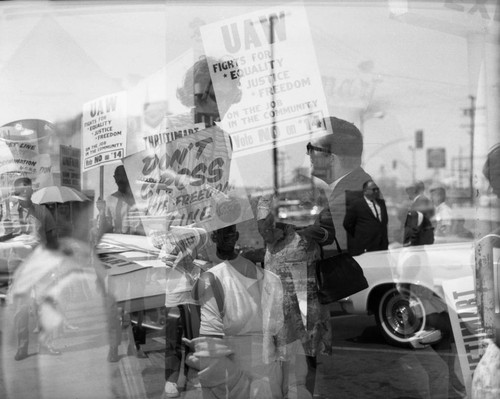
top-left (185, 225), bottom-right (285, 399)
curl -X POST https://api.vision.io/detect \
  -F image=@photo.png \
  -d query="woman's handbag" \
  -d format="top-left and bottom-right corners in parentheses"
top-left (315, 237), bottom-right (368, 304)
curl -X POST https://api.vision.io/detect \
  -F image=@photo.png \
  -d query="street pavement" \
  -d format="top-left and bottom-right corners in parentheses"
top-left (0, 297), bottom-right (463, 399)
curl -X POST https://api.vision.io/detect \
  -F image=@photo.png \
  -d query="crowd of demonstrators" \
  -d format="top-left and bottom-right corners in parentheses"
top-left (3, 57), bottom-right (488, 399)
top-left (3, 124), bottom-right (471, 399)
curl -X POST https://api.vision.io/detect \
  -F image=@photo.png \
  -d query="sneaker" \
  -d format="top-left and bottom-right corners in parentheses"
top-left (136, 348), bottom-right (148, 359)
top-left (39, 345), bottom-right (62, 356)
top-left (164, 381), bottom-right (180, 398)
top-left (409, 329), bottom-right (442, 349)
top-left (14, 349), bottom-right (29, 361)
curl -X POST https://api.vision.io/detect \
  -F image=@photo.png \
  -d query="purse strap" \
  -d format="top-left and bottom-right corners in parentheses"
top-left (193, 271), bottom-right (224, 317)
top-left (319, 236), bottom-right (342, 259)
top-left (205, 271), bottom-right (225, 317)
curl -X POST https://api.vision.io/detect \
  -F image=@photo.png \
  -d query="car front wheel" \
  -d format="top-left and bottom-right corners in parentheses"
top-left (375, 285), bottom-right (427, 347)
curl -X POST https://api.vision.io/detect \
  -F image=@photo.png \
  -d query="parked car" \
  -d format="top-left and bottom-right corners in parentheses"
top-left (340, 240), bottom-right (476, 347)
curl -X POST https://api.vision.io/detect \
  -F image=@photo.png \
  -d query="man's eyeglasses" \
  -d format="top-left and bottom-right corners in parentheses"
top-left (306, 142), bottom-right (332, 155)
top-left (366, 187), bottom-right (380, 192)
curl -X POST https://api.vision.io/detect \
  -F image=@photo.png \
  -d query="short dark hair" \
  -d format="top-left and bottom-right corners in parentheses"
top-left (13, 177), bottom-right (32, 187)
top-left (322, 117), bottom-right (363, 157)
top-left (362, 180), bottom-right (374, 190)
top-left (114, 165), bottom-right (126, 177)
top-left (211, 224), bottom-right (238, 242)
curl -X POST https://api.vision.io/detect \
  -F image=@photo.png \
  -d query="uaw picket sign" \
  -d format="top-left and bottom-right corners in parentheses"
top-left (60, 145), bottom-right (81, 190)
top-left (0, 119), bottom-right (53, 177)
top-left (143, 122), bottom-right (205, 149)
top-left (82, 91), bottom-right (127, 171)
top-left (443, 276), bottom-right (493, 398)
top-left (123, 124), bottom-right (253, 235)
top-left (201, 4), bottom-right (329, 157)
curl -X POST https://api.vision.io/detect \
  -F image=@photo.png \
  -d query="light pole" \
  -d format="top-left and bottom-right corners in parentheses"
top-left (409, 145), bottom-right (416, 182)
top-left (467, 95), bottom-right (475, 205)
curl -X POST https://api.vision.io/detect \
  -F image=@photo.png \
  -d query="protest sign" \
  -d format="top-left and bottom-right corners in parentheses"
top-left (33, 154), bottom-right (54, 189)
top-left (443, 276), bottom-right (493, 398)
top-left (123, 125), bottom-right (253, 236)
top-left (143, 122), bottom-right (206, 149)
top-left (0, 139), bottom-right (16, 177)
top-left (82, 91), bottom-right (127, 171)
top-left (0, 119), bottom-right (56, 194)
top-left (60, 145), bottom-right (81, 190)
top-left (0, 121), bottom-right (46, 176)
top-left (201, 4), bottom-right (329, 157)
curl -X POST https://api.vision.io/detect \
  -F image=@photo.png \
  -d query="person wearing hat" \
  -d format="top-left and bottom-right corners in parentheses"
top-left (11, 177), bottom-right (58, 248)
top-left (304, 116), bottom-right (373, 254)
top-left (429, 182), bottom-right (453, 237)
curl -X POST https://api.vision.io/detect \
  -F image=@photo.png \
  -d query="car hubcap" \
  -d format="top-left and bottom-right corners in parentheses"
top-left (381, 287), bottom-right (426, 340)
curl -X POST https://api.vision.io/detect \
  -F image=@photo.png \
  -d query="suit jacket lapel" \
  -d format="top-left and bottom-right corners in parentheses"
top-left (364, 198), bottom-right (381, 221)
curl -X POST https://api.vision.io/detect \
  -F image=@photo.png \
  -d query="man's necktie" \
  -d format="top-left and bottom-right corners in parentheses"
top-left (372, 201), bottom-right (380, 221)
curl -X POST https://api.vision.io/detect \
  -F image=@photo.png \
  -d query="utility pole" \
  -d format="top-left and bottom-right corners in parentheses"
top-left (269, 15), bottom-right (279, 213)
top-left (409, 129), bottom-right (423, 182)
top-left (463, 95), bottom-right (476, 205)
top-left (409, 145), bottom-right (416, 182)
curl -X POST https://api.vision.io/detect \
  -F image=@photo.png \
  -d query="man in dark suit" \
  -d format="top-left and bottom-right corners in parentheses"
top-left (306, 116), bottom-right (373, 253)
top-left (343, 180), bottom-right (389, 255)
top-left (403, 180), bottom-right (434, 246)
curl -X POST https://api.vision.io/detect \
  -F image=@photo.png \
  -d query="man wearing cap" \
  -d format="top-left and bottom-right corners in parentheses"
top-left (305, 116), bottom-right (373, 253)
top-left (429, 182), bottom-right (453, 237)
top-left (11, 177), bottom-right (58, 248)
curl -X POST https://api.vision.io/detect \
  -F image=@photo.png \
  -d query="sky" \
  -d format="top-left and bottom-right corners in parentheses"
top-left (0, 0), bottom-right (498, 198)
